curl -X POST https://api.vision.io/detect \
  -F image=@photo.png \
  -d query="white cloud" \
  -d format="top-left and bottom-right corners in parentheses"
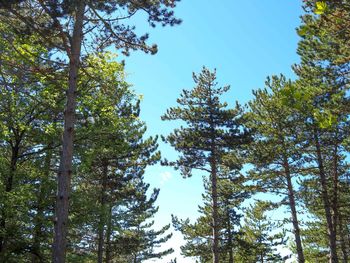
top-left (160, 171), bottom-right (172, 185)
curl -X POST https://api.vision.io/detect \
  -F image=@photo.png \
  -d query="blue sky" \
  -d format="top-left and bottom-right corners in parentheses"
top-left (118, 1), bottom-right (303, 261)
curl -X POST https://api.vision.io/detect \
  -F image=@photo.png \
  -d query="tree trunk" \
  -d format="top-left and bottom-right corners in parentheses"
top-left (313, 127), bottom-right (338, 263)
top-left (208, 85), bottom-right (219, 263)
top-left (226, 202), bottom-right (234, 263)
top-left (97, 161), bottom-right (108, 263)
top-left (32, 148), bottom-right (53, 263)
top-left (331, 138), bottom-right (339, 246)
top-left (105, 205), bottom-right (113, 263)
top-left (52, 2), bottom-right (85, 263)
top-left (282, 155), bottom-right (305, 263)
top-left (0, 141), bottom-right (20, 255)
top-left (210, 154), bottom-right (219, 263)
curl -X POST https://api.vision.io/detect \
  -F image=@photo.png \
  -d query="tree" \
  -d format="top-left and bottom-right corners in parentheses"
top-left (246, 75), bottom-right (306, 263)
top-left (111, 187), bottom-right (174, 263)
top-left (289, 1), bottom-right (350, 259)
top-left (236, 201), bottom-right (287, 263)
top-left (172, 173), bottom-right (248, 263)
top-left (298, 155), bottom-right (350, 262)
top-left (162, 67), bottom-right (250, 263)
top-left (63, 53), bottom-right (172, 263)
top-left (0, 24), bottom-right (63, 261)
top-left (0, 2), bottom-right (181, 261)
top-left (0, 41), bottom-right (173, 262)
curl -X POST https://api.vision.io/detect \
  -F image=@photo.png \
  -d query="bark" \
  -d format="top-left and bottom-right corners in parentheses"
top-left (0, 140), bottom-right (20, 255)
top-left (348, 225), bottom-right (350, 257)
top-left (97, 161), bottom-right (108, 263)
top-left (348, 221), bottom-right (350, 249)
top-left (282, 155), bottom-right (305, 263)
top-left (331, 138), bottom-right (339, 244)
top-left (208, 84), bottom-right (219, 263)
top-left (226, 202), bottom-right (234, 263)
top-left (210, 161), bottom-right (219, 263)
top-left (105, 206), bottom-right (113, 263)
top-left (52, 2), bottom-right (85, 263)
top-left (313, 127), bottom-right (338, 263)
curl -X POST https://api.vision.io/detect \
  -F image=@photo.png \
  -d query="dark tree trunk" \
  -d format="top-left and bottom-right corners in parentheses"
top-left (97, 161), bottom-right (108, 263)
top-left (105, 206), bottom-right (113, 263)
top-left (210, 162), bottom-right (219, 263)
top-left (32, 148), bottom-right (53, 263)
top-left (208, 85), bottom-right (219, 263)
top-left (52, 2), bottom-right (85, 263)
top-left (0, 140), bottom-right (20, 255)
top-left (331, 138), bottom-right (339, 245)
top-left (313, 127), bottom-right (338, 263)
top-left (282, 155), bottom-right (305, 263)
top-left (226, 202), bottom-right (234, 263)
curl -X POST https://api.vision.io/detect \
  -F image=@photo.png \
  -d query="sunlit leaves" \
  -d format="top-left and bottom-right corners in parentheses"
top-left (312, 109), bottom-right (337, 129)
top-left (314, 1), bottom-right (327, 15)
top-left (279, 80), bottom-right (312, 113)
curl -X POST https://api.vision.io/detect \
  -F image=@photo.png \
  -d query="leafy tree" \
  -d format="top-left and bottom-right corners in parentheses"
top-left (162, 67), bottom-right (250, 263)
top-left (0, 40), bottom-right (173, 262)
top-left (0, 2), bottom-right (181, 261)
top-left (65, 53), bottom-right (172, 263)
top-left (0, 24), bottom-right (63, 261)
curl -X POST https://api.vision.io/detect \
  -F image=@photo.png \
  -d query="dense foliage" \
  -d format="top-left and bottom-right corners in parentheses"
top-left (0, 1), bottom-right (349, 263)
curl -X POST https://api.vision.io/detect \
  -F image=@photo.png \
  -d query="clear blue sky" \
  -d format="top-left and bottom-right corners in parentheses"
top-left (118, 1), bottom-right (303, 261)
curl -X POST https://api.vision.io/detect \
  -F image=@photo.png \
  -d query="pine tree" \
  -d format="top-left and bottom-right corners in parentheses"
top-left (236, 201), bottom-right (286, 263)
top-left (65, 53), bottom-right (172, 262)
top-left (162, 67), bottom-right (250, 263)
top-left (111, 186), bottom-right (173, 263)
top-left (246, 75), bottom-right (306, 263)
top-left (289, 1), bottom-right (350, 260)
top-left (172, 173), bottom-right (248, 263)
top-left (298, 155), bottom-right (350, 262)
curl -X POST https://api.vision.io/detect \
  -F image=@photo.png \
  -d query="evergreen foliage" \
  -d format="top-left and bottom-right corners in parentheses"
top-left (0, 1), bottom-right (349, 263)
top-left (162, 67), bottom-right (250, 262)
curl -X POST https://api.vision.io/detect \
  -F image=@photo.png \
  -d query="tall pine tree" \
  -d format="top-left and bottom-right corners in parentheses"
top-left (162, 67), bottom-right (250, 263)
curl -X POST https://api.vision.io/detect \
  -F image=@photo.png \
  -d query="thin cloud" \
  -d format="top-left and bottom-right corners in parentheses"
top-left (160, 171), bottom-right (172, 185)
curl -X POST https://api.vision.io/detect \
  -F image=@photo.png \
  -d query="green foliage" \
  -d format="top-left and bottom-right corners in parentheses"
top-left (162, 67), bottom-right (250, 177)
top-left (173, 174), bottom-right (249, 262)
top-left (0, 32), bottom-right (173, 261)
top-left (163, 67), bottom-right (251, 262)
top-left (0, 1), bottom-right (350, 262)
top-left (235, 201), bottom-right (287, 262)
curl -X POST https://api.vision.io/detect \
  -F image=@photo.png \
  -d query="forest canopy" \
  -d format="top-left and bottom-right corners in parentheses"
top-left (0, 1), bottom-right (349, 263)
